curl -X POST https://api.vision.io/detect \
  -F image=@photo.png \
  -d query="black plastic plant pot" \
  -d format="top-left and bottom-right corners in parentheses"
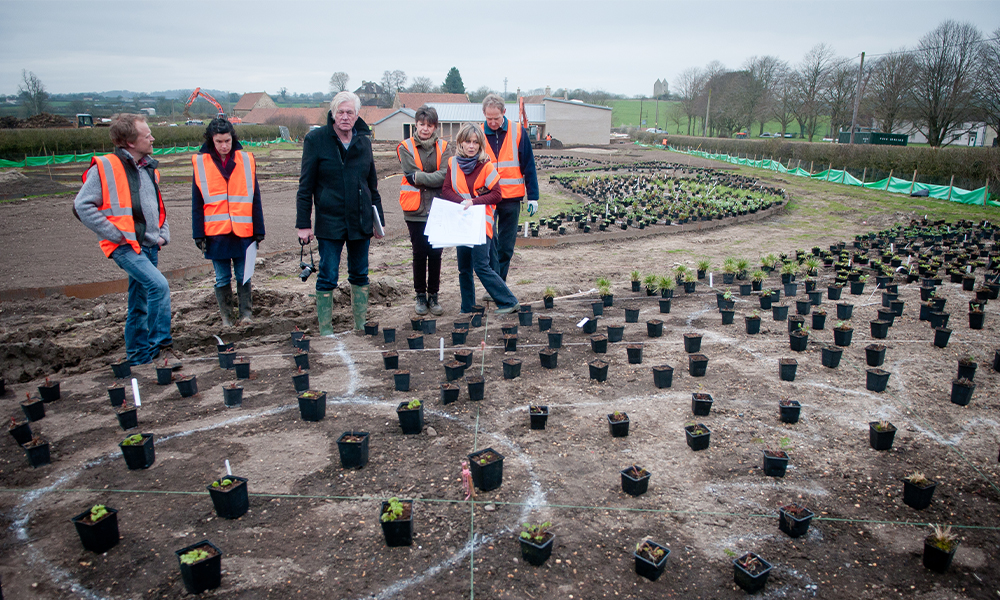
top-left (233, 360), bottom-right (251, 380)
top-left (439, 382), bottom-right (459, 405)
top-left (778, 504), bottom-right (814, 538)
top-left (539, 348), bottom-right (558, 369)
top-left (290, 330), bottom-right (305, 343)
top-left (108, 385), bottom-right (126, 407)
top-left (733, 553), bottom-right (773, 594)
top-left (337, 432), bottom-right (370, 469)
top-left (111, 360), bottom-right (132, 379)
top-left (632, 280), bottom-right (641, 292)
top-left (779, 400), bottom-right (801, 423)
top-left (518, 310), bottom-right (533, 327)
top-left (658, 298), bottom-right (672, 314)
top-left (626, 343), bottom-right (643, 364)
top-left (364, 320), bottom-right (379, 336)
top-left (383, 327), bottom-right (396, 344)
top-left (789, 332), bottom-right (808, 352)
top-left (620, 465), bottom-right (650, 496)
top-left (9, 420), bottom-right (32, 445)
top-left (923, 538), bottom-right (958, 572)
top-left (928, 311), bottom-right (950, 329)
top-left (902, 478), bottom-right (937, 510)
top-left (890, 299), bottom-right (905, 316)
top-left (787, 315), bottom-right (805, 335)
top-left (175, 376), bottom-right (198, 398)
top-left (444, 360), bottom-right (467, 382)
top-left (502, 358), bottom-right (522, 380)
top-left (625, 308), bottom-right (640, 323)
top-left (591, 301), bottom-right (604, 317)
top-left (796, 299), bottom-right (811, 315)
top-left (683, 333), bottom-right (702, 353)
top-left (207, 476), bottom-right (249, 519)
top-left (529, 406), bottom-right (549, 430)
top-left (379, 500), bottom-right (415, 547)
top-left (397, 402), bottom-right (424, 434)
top-left (836, 302), bottom-right (854, 320)
top-left (877, 308), bottom-right (896, 326)
top-left (21, 398), bottom-right (45, 422)
top-left (866, 368), bottom-right (890, 392)
top-left (684, 281), bottom-right (696, 293)
top-left (607, 325), bottom-right (624, 343)
top-left (72, 507), bottom-right (120, 554)
top-left (759, 294), bottom-right (773, 310)
top-left (771, 304), bottom-right (789, 321)
top-left (784, 282), bottom-right (799, 297)
top-left (745, 316), bottom-right (761, 334)
top-left (451, 328), bottom-right (469, 345)
top-left (583, 318), bottom-right (598, 334)
top-left (382, 351), bottom-right (399, 370)
top-left (590, 334), bottom-right (608, 354)
top-left (691, 392), bottom-right (713, 416)
top-left (602, 294), bottom-right (614, 307)
top-left (850, 280), bottom-right (866, 295)
top-left (821, 346), bottom-right (842, 368)
top-left (156, 366), bottom-right (173, 385)
top-left (688, 353), bottom-right (708, 377)
top-left (865, 344), bottom-right (886, 367)
top-left (176, 540), bottom-right (222, 595)
top-left (970, 311), bottom-right (985, 329)
top-left (393, 370), bottom-right (411, 392)
top-left (38, 381), bottom-right (60, 402)
top-left (410, 317), bottom-right (423, 331)
top-left (762, 450), bottom-right (789, 477)
top-left (685, 424), bottom-right (711, 451)
top-left (503, 334), bottom-right (518, 352)
top-left (588, 359), bottom-right (609, 382)
top-left (468, 448), bottom-right (504, 491)
top-left (293, 351), bottom-right (310, 371)
top-left (297, 391), bottom-right (327, 422)
top-left (543, 297), bottom-right (554, 309)
top-left (23, 439), bottom-right (50, 467)
top-left (957, 360), bottom-right (977, 381)
top-left (834, 327), bottom-right (854, 347)
top-left (537, 316), bottom-right (553, 331)
top-left (546, 330), bottom-right (565, 349)
top-left (870, 320), bottom-right (890, 339)
top-left (607, 412), bottom-right (630, 437)
top-left (223, 385), bottom-right (243, 407)
top-left (652, 365), bottom-right (673, 388)
top-left (291, 371), bottom-right (309, 392)
top-left (779, 358), bottom-right (798, 381)
top-left (469, 312), bottom-right (483, 327)
top-left (520, 532), bottom-right (554, 566)
top-left (420, 319), bottom-right (436, 335)
top-left (407, 334), bottom-right (424, 350)
top-left (634, 541), bottom-right (670, 581)
top-left (643, 319), bottom-right (663, 337)
top-left (454, 349), bottom-right (473, 367)
top-left (950, 379), bottom-right (975, 406)
top-left (828, 285), bottom-right (843, 300)
top-left (995, 349), bottom-right (1000, 373)
top-left (218, 349), bottom-right (236, 370)
top-left (869, 421), bottom-right (897, 450)
top-left (466, 376), bottom-right (485, 401)
top-left (808, 290), bottom-right (823, 305)
top-left (119, 434), bottom-right (155, 470)
top-left (116, 407), bottom-right (138, 431)
top-left (721, 309), bottom-right (735, 325)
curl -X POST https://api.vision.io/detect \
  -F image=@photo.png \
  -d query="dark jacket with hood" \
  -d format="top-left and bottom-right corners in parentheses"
top-left (191, 138), bottom-right (265, 260)
top-left (296, 113), bottom-right (385, 240)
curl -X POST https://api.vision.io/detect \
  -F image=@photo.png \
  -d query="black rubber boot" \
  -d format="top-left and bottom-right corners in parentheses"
top-left (427, 293), bottom-right (443, 316)
top-left (415, 293), bottom-right (429, 315)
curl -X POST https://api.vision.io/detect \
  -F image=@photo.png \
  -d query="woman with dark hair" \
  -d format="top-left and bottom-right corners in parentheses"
top-left (192, 117), bottom-right (265, 325)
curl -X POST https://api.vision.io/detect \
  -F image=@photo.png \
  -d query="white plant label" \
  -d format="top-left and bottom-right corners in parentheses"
top-left (577, 317), bottom-right (589, 328)
top-left (225, 459), bottom-right (232, 476)
top-left (967, 265), bottom-right (971, 273)
top-left (131, 378), bottom-right (141, 407)
top-left (213, 335), bottom-right (224, 345)
top-left (439, 337), bottom-right (444, 361)
top-left (890, 243), bottom-right (894, 254)
top-left (709, 273), bottom-right (713, 288)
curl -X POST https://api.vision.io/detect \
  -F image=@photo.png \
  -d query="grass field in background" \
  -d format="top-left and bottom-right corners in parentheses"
top-left (610, 99), bottom-right (834, 139)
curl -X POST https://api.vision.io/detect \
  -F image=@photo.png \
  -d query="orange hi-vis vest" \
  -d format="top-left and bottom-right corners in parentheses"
top-left (396, 137), bottom-right (447, 211)
top-left (448, 156), bottom-right (500, 238)
top-left (82, 153), bottom-right (165, 258)
top-left (480, 120), bottom-right (526, 198)
top-left (192, 151), bottom-right (256, 237)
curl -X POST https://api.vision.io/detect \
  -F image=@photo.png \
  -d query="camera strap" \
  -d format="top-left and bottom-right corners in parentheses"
top-left (299, 240), bottom-right (315, 270)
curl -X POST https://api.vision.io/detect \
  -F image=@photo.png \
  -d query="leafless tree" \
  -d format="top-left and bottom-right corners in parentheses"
top-left (406, 76), bottom-right (435, 93)
top-left (769, 63), bottom-right (796, 137)
top-left (865, 50), bottom-right (917, 133)
top-left (979, 28), bottom-right (1000, 142)
top-left (674, 67), bottom-right (706, 135)
top-left (379, 70), bottom-right (407, 106)
top-left (709, 70), bottom-right (756, 136)
top-left (792, 44), bottom-right (835, 141)
top-left (329, 72), bottom-right (350, 93)
top-left (666, 102), bottom-right (685, 133)
top-left (18, 70), bottom-right (49, 116)
top-left (910, 20), bottom-right (983, 146)
top-left (824, 59), bottom-right (858, 139)
top-left (744, 55), bottom-right (785, 135)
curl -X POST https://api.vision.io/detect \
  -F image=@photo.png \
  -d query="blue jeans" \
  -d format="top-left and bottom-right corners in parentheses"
top-left (316, 238), bottom-right (370, 291)
top-left (212, 258), bottom-right (246, 288)
top-left (111, 245), bottom-right (172, 365)
top-left (457, 240), bottom-right (518, 313)
top-left (488, 201), bottom-right (521, 281)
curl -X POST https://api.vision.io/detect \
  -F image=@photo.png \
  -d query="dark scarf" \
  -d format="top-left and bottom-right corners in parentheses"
top-left (457, 155), bottom-right (479, 175)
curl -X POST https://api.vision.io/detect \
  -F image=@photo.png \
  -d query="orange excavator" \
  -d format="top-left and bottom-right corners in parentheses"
top-left (183, 87), bottom-right (241, 123)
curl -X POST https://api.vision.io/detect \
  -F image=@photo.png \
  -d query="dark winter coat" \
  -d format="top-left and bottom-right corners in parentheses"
top-left (295, 113), bottom-right (385, 241)
top-left (191, 138), bottom-right (265, 260)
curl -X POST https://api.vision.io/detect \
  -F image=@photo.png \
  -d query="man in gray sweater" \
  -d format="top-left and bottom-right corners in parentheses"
top-left (74, 114), bottom-right (173, 365)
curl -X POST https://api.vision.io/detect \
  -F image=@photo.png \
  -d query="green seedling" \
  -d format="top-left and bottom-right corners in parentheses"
top-left (180, 548), bottom-right (210, 565)
top-left (629, 270), bottom-right (641, 282)
top-left (520, 521), bottom-right (552, 543)
top-left (723, 548), bottom-right (737, 558)
top-left (381, 497), bottom-right (406, 522)
top-left (90, 505), bottom-right (108, 522)
top-left (927, 524), bottom-right (958, 552)
top-left (121, 434), bottom-right (144, 446)
top-left (905, 471), bottom-right (932, 486)
top-left (543, 286), bottom-right (556, 300)
top-left (405, 399), bottom-right (421, 410)
top-left (211, 478), bottom-right (234, 488)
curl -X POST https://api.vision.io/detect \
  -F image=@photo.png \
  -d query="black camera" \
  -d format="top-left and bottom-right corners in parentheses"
top-left (299, 240), bottom-right (316, 282)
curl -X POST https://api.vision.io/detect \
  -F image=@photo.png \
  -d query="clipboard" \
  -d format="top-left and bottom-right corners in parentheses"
top-left (373, 206), bottom-right (385, 237)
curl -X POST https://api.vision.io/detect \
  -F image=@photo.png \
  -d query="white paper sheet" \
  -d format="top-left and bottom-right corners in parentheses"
top-left (372, 206), bottom-right (385, 237)
top-left (243, 242), bottom-right (257, 284)
top-left (425, 198), bottom-right (487, 248)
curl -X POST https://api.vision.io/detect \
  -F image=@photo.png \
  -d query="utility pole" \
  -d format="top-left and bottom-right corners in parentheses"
top-left (848, 52), bottom-right (865, 145)
top-left (655, 99), bottom-right (659, 129)
top-left (503, 78), bottom-right (508, 98)
top-left (703, 88), bottom-right (712, 137)
top-left (638, 98), bottom-right (643, 128)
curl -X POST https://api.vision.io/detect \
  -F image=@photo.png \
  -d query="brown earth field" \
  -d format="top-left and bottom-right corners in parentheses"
top-left (0, 144), bottom-right (999, 599)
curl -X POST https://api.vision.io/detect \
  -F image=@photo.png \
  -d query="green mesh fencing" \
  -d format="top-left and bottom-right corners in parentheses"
top-left (0, 139), bottom-right (283, 168)
top-left (635, 143), bottom-right (998, 208)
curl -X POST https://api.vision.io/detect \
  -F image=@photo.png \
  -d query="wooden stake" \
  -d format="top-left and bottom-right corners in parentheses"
top-left (826, 163), bottom-right (832, 181)
top-left (947, 175), bottom-right (954, 201)
top-left (985, 177), bottom-right (990, 207)
top-left (861, 167), bottom-right (867, 185)
top-left (909, 169), bottom-right (917, 195)
top-left (809, 161), bottom-right (814, 174)
top-left (885, 169), bottom-right (893, 191)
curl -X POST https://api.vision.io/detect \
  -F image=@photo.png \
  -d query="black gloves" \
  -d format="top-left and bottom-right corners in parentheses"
top-left (195, 238), bottom-right (207, 252)
top-left (404, 172), bottom-right (416, 186)
top-left (253, 235), bottom-right (265, 245)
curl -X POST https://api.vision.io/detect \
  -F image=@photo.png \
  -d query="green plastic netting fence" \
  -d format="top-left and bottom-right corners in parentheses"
top-left (0, 139), bottom-right (284, 168)
top-left (635, 142), bottom-right (998, 208)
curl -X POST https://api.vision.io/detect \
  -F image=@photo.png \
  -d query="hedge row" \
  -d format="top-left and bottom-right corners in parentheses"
top-left (635, 132), bottom-right (1000, 194)
top-left (0, 125), bottom-right (281, 161)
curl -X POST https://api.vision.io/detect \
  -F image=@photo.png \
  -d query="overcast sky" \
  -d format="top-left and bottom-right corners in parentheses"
top-left (2, 0), bottom-right (997, 98)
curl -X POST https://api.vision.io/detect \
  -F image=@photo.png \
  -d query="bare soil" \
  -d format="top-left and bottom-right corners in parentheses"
top-left (0, 145), bottom-right (998, 600)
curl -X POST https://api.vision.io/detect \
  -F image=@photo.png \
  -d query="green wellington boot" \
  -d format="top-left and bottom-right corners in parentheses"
top-left (350, 284), bottom-right (369, 331)
top-left (316, 290), bottom-right (334, 337)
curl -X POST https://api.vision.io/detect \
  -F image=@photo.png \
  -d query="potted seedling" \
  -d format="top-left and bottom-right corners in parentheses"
top-left (620, 465), bottom-right (650, 496)
top-left (21, 392), bottom-right (45, 422)
top-left (38, 377), bottom-right (60, 402)
top-left (684, 422), bottom-right (711, 451)
top-left (697, 259), bottom-right (711, 280)
top-left (643, 274), bottom-right (658, 296)
top-left (751, 269), bottom-right (765, 291)
top-left (233, 356), bottom-right (251, 380)
top-left (683, 270), bottom-right (697, 293)
top-left (833, 321), bottom-right (854, 347)
top-left (207, 474), bottom-right (249, 519)
top-left (543, 286), bottom-right (556, 309)
top-left (292, 366), bottom-right (309, 392)
top-left (108, 381), bottom-right (126, 407)
top-left (119, 433), bottom-right (154, 470)
top-left (22, 436), bottom-right (51, 468)
top-left (9, 416), bottom-right (32, 445)
top-left (175, 372), bottom-right (198, 398)
top-left (722, 258), bottom-right (738, 284)
top-left (902, 471), bottom-right (938, 510)
top-left (596, 277), bottom-right (613, 306)
top-left (779, 399), bottom-right (801, 423)
top-left (634, 537), bottom-right (670, 581)
top-left (923, 524), bottom-right (960, 572)
top-left (467, 448), bottom-right (504, 491)
top-left (71, 504), bottom-right (119, 553)
top-left (528, 405), bottom-right (549, 430)
top-left (337, 431), bottom-right (370, 469)
top-left (951, 377), bottom-right (975, 405)
top-left (607, 411), bottom-right (630, 437)
top-left (380, 497), bottom-right (414, 547)
top-left (297, 390), bottom-right (327, 422)
top-left (116, 401), bottom-right (138, 431)
top-left (762, 447), bottom-right (789, 477)
top-left (733, 552), bottom-right (773, 594)
top-left (176, 540), bottom-right (222, 594)
top-left (396, 398), bottom-right (423, 434)
top-left (869, 420), bottom-right (897, 450)
top-left (778, 502), bottom-right (814, 538)
top-left (656, 275), bottom-right (675, 299)
top-left (630, 270), bottom-right (641, 292)
top-left (223, 382), bottom-right (243, 407)
top-left (519, 521), bottom-right (554, 566)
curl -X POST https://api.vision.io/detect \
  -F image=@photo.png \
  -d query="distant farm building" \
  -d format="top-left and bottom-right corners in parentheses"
top-left (240, 107), bottom-right (327, 127)
top-left (233, 92), bottom-right (277, 119)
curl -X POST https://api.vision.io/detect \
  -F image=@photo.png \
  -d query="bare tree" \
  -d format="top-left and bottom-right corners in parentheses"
top-left (910, 20), bottom-right (983, 146)
top-left (744, 55), bottom-right (785, 135)
top-left (824, 59), bottom-right (858, 139)
top-left (979, 28), bottom-right (1000, 142)
top-left (768, 63), bottom-right (796, 137)
top-left (18, 69), bottom-right (49, 116)
top-left (380, 70), bottom-right (407, 106)
top-left (709, 70), bottom-right (756, 136)
top-left (865, 50), bottom-right (917, 133)
top-left (329, 72), bottom-right (350, 93)
top-left (792, 44), bottom-right (835, 141)
top-left (406, 76), bottom-right (435, 93)
top-left (674, 67), bottom-right (706, 135)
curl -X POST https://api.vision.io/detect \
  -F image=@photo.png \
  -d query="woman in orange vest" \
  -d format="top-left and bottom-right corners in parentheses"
top-left (397, 106), bottom-right (449, 316)
top-left (192, 118), bottom-right (265, 326)
top-left (440, 124), bottom-right (519, 315)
